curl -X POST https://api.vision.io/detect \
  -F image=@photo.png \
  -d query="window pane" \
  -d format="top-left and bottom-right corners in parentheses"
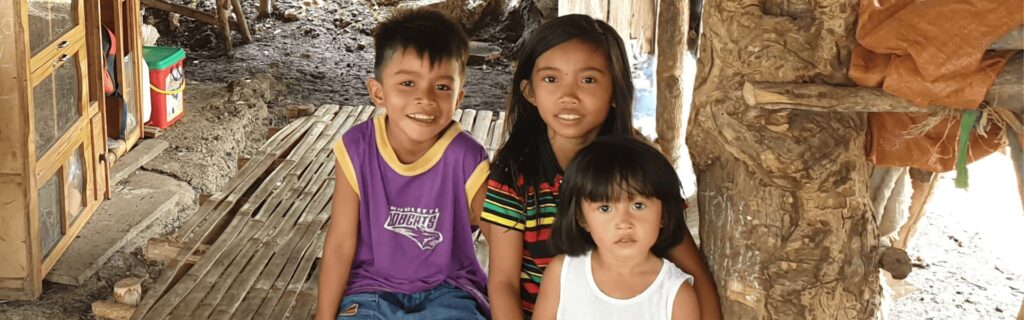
top-left (27, 0), bottom-right (77, 55)
top-left (33, 74), bottom-right (56, 159)
top-left (54, 53), bottom-right (81, 136)
top-left (66, 149), bottom-right (85, 224)
top-left (38, 173), bottom-right (63, 259)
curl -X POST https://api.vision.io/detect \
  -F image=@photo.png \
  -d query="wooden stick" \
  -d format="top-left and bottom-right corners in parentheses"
top-left (893, 169), bottom-right (938, 250)
top-left (217, 0), bottom-right (234, 52)
top-left (93, 300), bottom-right (136, 320)
top-left (743, 82), bottom-right (943, 113)
top-left (141, 0), bottom-right (219, 26)
top-left (114, 277), bottom-right (143, 306)
top-left (259, 0), bottom-right (273, 18)
top-left (229, 0), bottom-right (253, 43)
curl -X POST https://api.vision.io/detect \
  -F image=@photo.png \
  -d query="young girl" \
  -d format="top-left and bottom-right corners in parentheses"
top-left (481, 14), bottom-right (721, 320)
top-left (533, 136), bottom-right (699, 319)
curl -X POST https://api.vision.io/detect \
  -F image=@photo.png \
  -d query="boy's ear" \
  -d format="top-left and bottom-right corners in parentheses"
top-left (454, 86), bottom-right (465, 109)
top-left (367, 78), bottom-right (385, 107)
top-left (520, 79), bottom-right (537, 106)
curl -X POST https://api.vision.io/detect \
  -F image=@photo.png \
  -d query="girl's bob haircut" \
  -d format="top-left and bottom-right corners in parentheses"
top-left (551, 136), bottom-right (688, 258)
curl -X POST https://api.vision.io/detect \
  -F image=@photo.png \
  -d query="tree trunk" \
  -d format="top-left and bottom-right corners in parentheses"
top-left (687, 0), bottom-right (881, 318)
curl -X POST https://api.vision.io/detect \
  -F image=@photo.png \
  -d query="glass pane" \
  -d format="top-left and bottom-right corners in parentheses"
top-left (33, 74), bottom-right (56, 159)
top-left (38, 173), bottom-right (63, 259)
top-left (27, 0), bottom-right (77, 55)
top-left (66, 149), bottom-right (85, 224)
top-left (122, 56), bottom-right (138, 134)
top-left (55, 53), bottom-right (81, 135)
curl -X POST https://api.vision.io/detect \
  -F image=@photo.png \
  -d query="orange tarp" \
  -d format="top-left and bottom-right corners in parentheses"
top-left (850, 0), bottom-right (1022, 171)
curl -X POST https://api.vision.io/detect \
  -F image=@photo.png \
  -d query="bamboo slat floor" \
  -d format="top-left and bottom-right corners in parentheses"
top-left (132, 106), bottom-right (506, 319)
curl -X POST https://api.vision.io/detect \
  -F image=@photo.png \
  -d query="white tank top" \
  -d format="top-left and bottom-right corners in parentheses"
top-left (556, 250), bottom-right (693, 320)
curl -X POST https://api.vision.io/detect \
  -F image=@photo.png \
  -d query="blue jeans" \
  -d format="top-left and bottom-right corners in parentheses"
top-left (337, 283), bottom-right (485, 320)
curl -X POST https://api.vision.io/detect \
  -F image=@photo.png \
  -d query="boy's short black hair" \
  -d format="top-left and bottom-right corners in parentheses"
top-left (551, 136), bottom-right (689, 258)
top-left (372, 8), bottom-right (469, 80)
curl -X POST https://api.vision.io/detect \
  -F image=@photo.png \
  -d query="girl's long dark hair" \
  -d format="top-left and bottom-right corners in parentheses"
top-left (491, 14), bottom-right (637, 195)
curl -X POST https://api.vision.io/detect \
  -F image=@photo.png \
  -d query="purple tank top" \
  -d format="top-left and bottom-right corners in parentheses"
top-left (332, 114), bottom-right (490, 311)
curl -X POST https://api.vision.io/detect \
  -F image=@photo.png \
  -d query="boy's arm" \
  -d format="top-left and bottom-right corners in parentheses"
top-left (487, 224), bottom-right (526, 320)
top-left (532, 255), bottom-right (564, 320)
top-left (469, 176), bottom-right (488, 227)
top-left (666, 228), bottom-right (723, 320)
top-left (672, 282), bottom-right (701, 320)
top-left (315, 163), bottom-right (360, 320)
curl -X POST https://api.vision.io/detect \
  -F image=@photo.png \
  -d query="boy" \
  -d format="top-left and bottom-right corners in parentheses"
top-left (316, 8), bottom-right (490, 320)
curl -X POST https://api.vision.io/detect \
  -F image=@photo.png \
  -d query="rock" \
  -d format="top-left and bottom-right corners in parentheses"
top-left (468, 41), bottom-right (501, 65)
top-left (398, 0), bottom-right (503, 29)
top-left (880, 247), bottom-right (913, 280)
top-left (283, 8), bottom-right (306, 21)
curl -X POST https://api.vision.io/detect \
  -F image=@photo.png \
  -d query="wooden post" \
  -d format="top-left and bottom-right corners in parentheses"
top-left (217, 0), bottom-right (234, 52)
top-left (259, 0), bottom-right (273, 18)
top-left (229, 0), bottom-right (253, 43)
top-left (114, 277), bottom-right (143, 306)
top-left (688, 0), bottom-right (880, 317)
top-left (654, 0), bottom-right (687, 166)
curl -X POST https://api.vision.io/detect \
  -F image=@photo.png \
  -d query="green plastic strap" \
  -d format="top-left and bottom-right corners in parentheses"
top-left (954, 110), bottom-right (980, 189)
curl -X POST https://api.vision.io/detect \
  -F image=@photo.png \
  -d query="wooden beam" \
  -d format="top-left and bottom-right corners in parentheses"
top-left (986, 52), bottom-right (1023, 114)
top-left (229, 0), bottom-right (253, 43)
top-left (992, 26), bottom-right (1023, 50)
top-left (1017, 297), bottom-right (1023, 320)
top-left (744, 53), bottom-right (1022, 113)
top-left (140, 0), bottom-right (219, 27)
top-left (893, 169), bottom-right (938, 250)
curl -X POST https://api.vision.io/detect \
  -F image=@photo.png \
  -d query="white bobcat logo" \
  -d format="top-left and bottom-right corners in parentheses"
top-left (385, 206), bottom-right (444, 250)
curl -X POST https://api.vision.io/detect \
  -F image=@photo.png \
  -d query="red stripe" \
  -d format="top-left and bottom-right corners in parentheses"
top-left (522, 228), bottom-right (551, 243)
top-left (523, 282), bottom-right (540, 294)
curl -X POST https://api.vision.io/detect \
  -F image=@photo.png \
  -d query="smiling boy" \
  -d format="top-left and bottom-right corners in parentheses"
top-left (316, 8), bottom-right (490, 320)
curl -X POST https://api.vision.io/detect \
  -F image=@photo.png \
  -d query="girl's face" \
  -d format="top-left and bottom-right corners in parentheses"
top-left (522, 39), bottom-right (613, 144)
top-left (580, 195), bottom-right (662, 258)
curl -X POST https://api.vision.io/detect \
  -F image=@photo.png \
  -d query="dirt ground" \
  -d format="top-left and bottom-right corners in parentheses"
top-left (2, 0), bottom-right (1022, 319)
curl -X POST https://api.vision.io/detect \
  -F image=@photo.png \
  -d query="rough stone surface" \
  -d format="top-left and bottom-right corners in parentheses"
top-left (45, 172), bottom-right (197, 286)
top-left (142, 80), bottom-right (272, 194)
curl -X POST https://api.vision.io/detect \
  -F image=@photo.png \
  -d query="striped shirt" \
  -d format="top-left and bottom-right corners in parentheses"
top-left (481, 139), bottom-right (563, 317)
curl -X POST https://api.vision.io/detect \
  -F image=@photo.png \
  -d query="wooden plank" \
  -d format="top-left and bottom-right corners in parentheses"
top-left (134, 122), bottom-right (314, 319)
top-left (286, 262), bottom-right (321, 320)
top-left (205, 179), bottom-right (334, 319)
top-left (470, 110), bottom-right (493, 145)
top-left (452, 109), bottom-right (463, 121)
top-left (145, 238), bottom-right (207, 265)
top-left (234, 211), bottom-right (329, 319)
top-left (355, 105), bottom-right (375, 123)
top-left (372, 106), bottom-right (386, 118)
top-left (171, 118), bottom-right (311, 242)
top-left (459, 109), bottom-right (477, 133)
top-left (265, 225), bottom-right (328, 319)
top-left (157, 168), bottom-right (316, 320)
top-left (487, 112), bottom-right (507, 157)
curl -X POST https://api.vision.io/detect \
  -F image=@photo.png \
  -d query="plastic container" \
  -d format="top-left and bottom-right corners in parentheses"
top-left (142, 46), bottom-right (185, 129)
